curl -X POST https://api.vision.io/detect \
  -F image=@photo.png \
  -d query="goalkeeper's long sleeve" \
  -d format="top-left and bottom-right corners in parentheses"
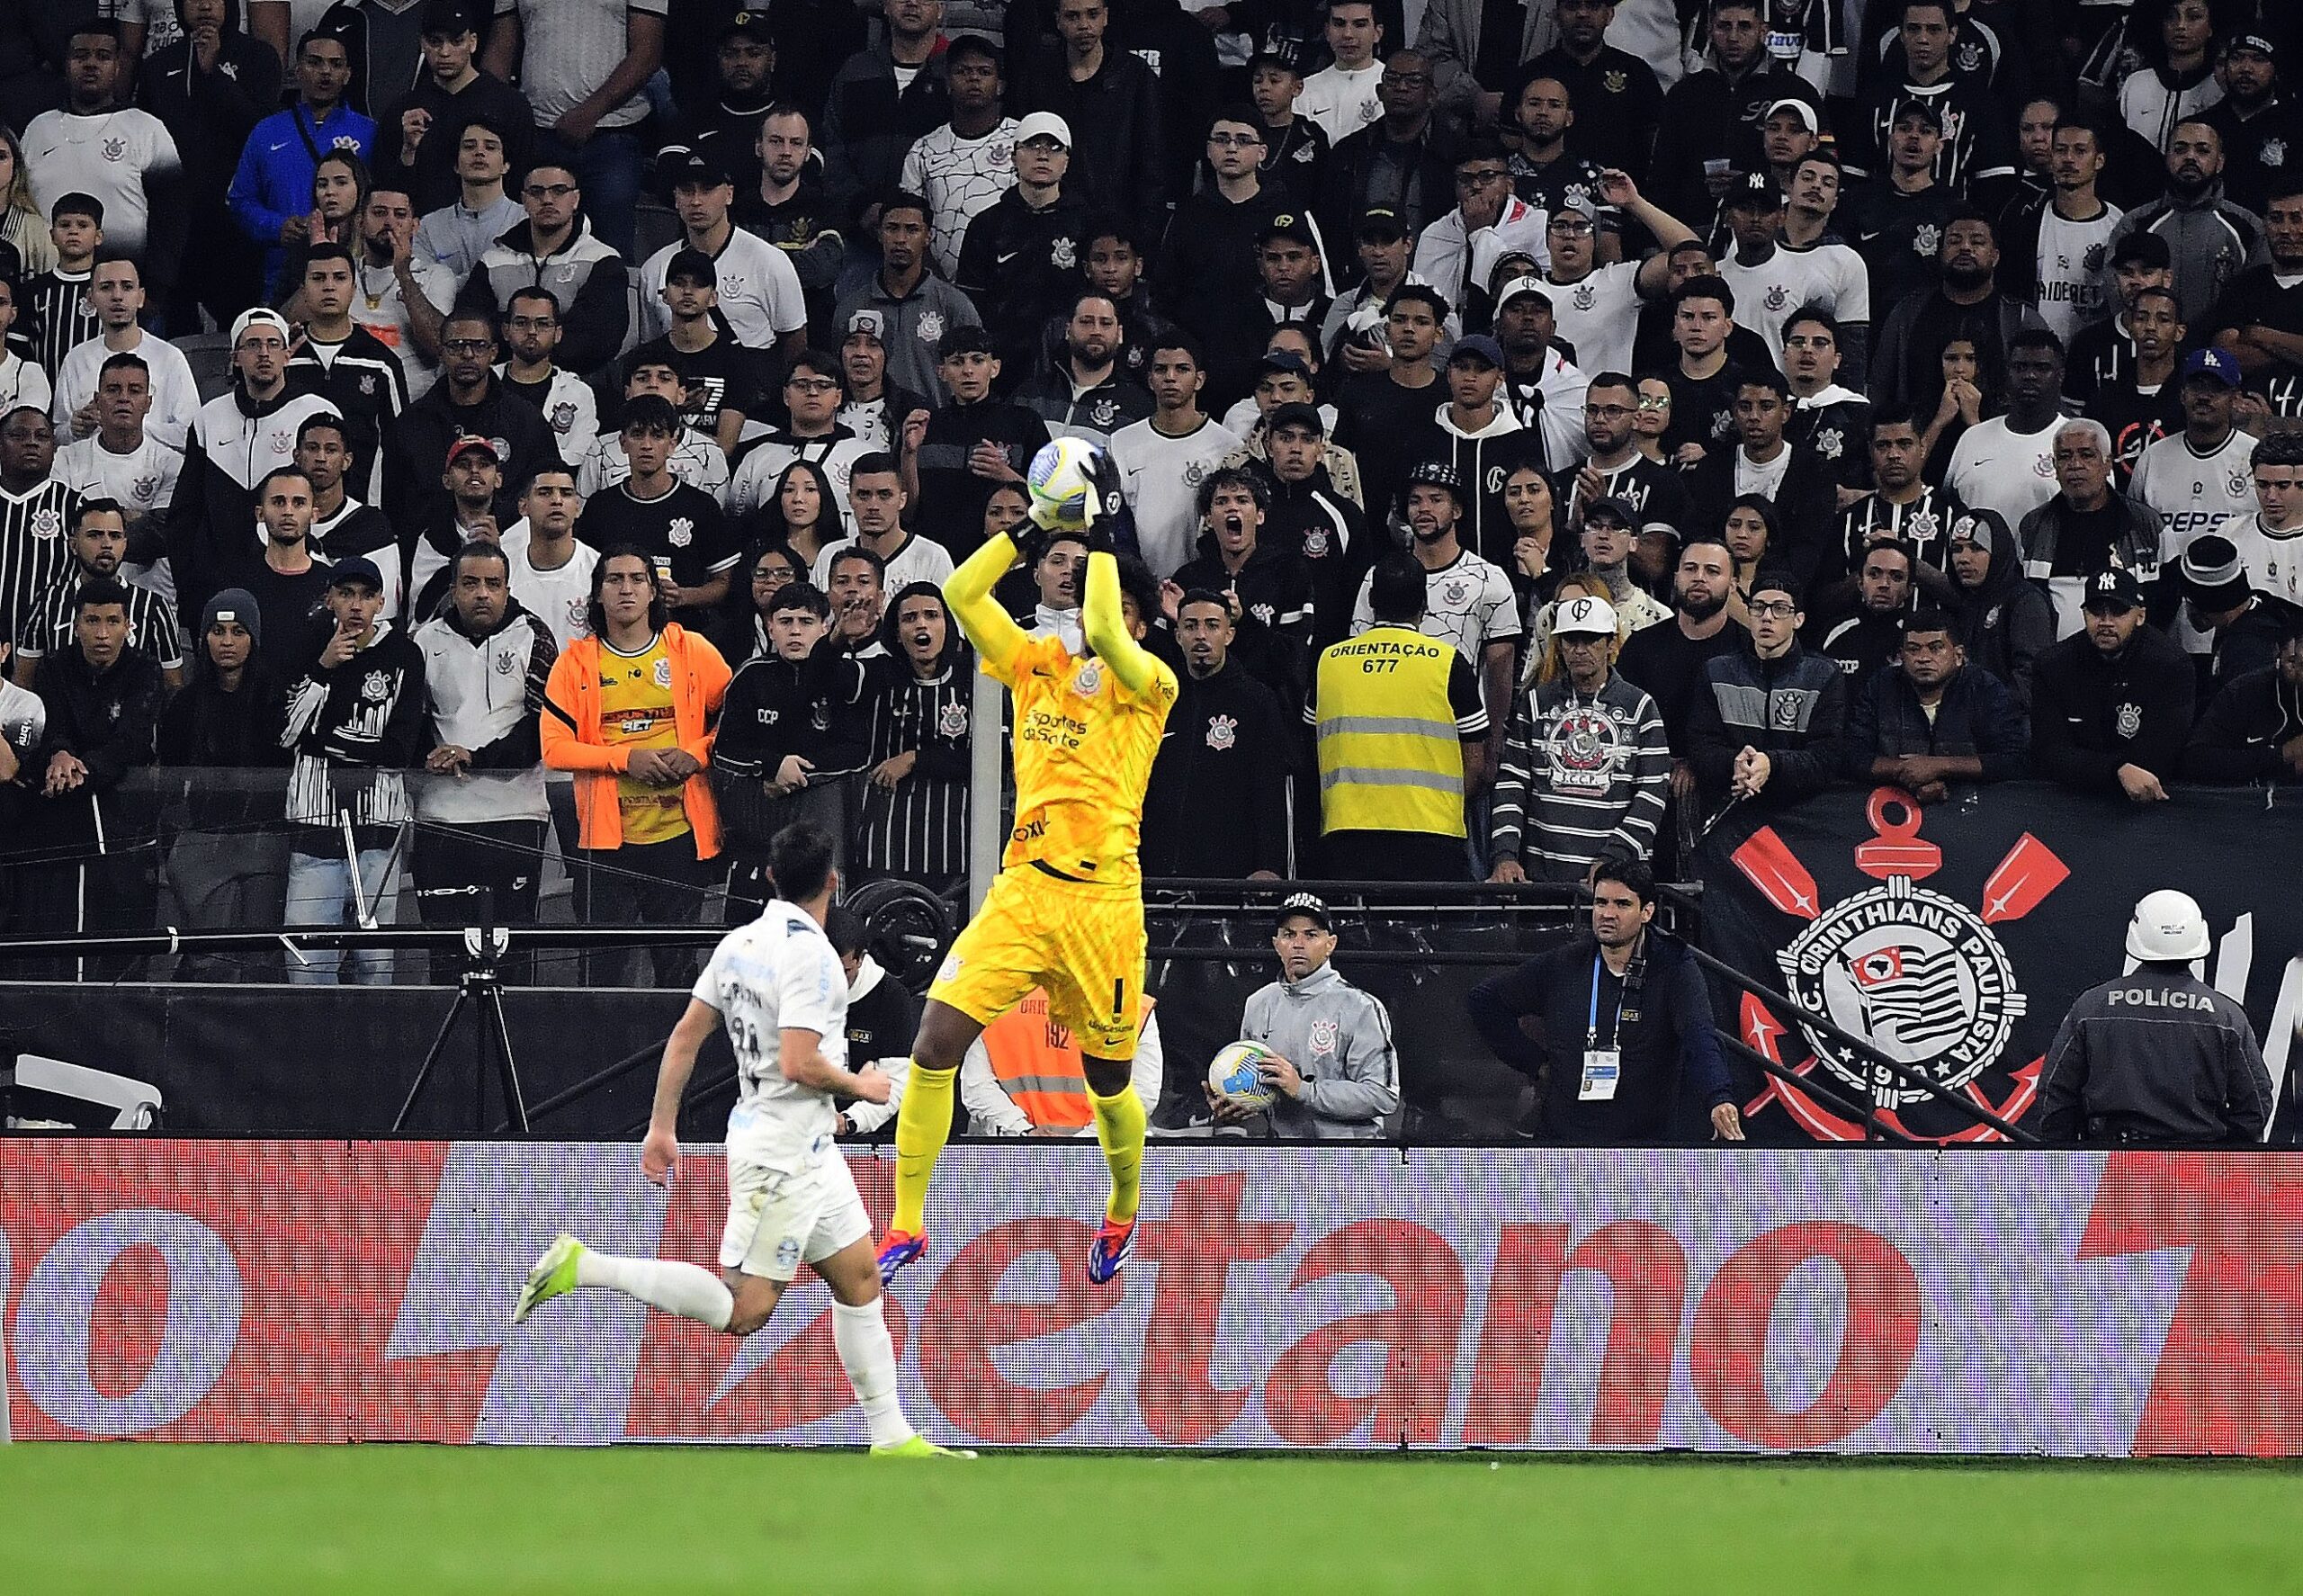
top-left (1081, 551), bottom-right (1159, 696)
top-left (943, 530), bottom-right (1028, 674)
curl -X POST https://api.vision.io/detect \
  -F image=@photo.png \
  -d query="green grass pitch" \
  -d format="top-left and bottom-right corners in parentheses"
top-left (4, 1445), bottom-right (2301, 1593)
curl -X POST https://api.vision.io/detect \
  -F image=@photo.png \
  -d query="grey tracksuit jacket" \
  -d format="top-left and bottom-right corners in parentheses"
top-left (1238, 962), bottom-right (1400, 1140)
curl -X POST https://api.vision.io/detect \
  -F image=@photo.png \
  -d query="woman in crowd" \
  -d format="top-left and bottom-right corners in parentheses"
top-left (0, 126), bottom-right (57, 278)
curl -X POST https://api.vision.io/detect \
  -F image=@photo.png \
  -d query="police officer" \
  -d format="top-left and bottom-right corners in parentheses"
top-left (2038, 890), bottom-right (2275, 1144)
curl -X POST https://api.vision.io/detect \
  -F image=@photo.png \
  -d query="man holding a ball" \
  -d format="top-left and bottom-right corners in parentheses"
top-left (1208, 892), bottom-right (1401, 1138)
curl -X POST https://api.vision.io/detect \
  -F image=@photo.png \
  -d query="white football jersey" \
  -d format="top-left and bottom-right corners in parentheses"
top-left (694, 902), bottom-right (849, 1164)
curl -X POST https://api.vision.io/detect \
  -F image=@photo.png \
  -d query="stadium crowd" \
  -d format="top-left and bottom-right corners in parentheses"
top-left (0, 0), bottom-right (2299, 1076)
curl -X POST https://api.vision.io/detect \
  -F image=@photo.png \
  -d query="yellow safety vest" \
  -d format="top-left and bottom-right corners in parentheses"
top-left (1313, 624), bottom-right (1468, 838)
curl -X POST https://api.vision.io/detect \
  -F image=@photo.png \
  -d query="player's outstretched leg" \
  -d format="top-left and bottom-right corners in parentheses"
top-left (880, 1001), bottom-right (979, 1281)
top-left (817, 1241), bottom-right (974, 1458)
top-left (514, 1234), bottom-right (735, 1330)
top-left (1084, 1071), bottom-right (1146, 1284)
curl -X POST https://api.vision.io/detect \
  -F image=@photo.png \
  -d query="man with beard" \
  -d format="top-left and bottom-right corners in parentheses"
top-left (1349, 459), bottom-right (1519, 770)
top-left (1316, 49), bottom-right (1460, 247)
top-left (2201, 177), bottom-right (2303, 377)
top-left (1526, 498), bottom-right (1670, 659)
top-left (407, 436), bottom-right (506, 620)
top-left (13, 498), bottom-right (181, 692)
top-left (2201, 33), bottom-right (2303, 218)
top-left (639, 151), bottom-right (807, 366)
top-left (1015, 291), bottom-right (1154, 453)
top-left (1808, 538), bottom-right (1917, 693)
top-left (458, 163), bottom-right (632, 376)
top-left (351, 184), bottom-right (456, 402)
top-left (1616, 532), bottom-right (1743, 820)
top-left (386, 309), bottom-right (557, 536)
top-left (1489, 591), bottom-right (1669, 885)
top-left (1556, 372), bottom-right (1690, 557)
top-left (496, 286), bottom-right (598, 471)
top-left (1846, 0), bottom-right (2017, 205)
top-left (49, 256), bottom-right (199, 452)
top-left (1869, 208), bottom-right (2048, 416)
top-left (233, 466), bottom-right (335, 653)
top-left (1522, 0), bottom-right (1665, 178)
top-left (655, 10), bottom-right (778, 196)
top-left (2133, 349), bottom-right (2259, 662)
top-left (411, 537), bottom-right (559, 952)
top-left (2109, 120), bottom-right (2272, 326)
top-left (2030, 567), bottom-right (2194, 802)
top-left (1169, 467), bottom-right (1315, 710)
top-left (1142, 590), bottom-right (1290, 880)
top-left (736, 105), bottom-right (845, 342)
top-left (1193, 217), bottom-right (1335, 417)
top-left (1503, 78), bottom-right (1612, 240)
top-left (1844, 605), bottom-right (2029, 801)
top-left (2001, 117), bottom-right (2125, 348)
top-left (166, 309), bottom-right (336, 624)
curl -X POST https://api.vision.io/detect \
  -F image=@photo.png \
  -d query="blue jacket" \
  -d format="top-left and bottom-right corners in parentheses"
top-left (227, 103), bottom-right (378, 280)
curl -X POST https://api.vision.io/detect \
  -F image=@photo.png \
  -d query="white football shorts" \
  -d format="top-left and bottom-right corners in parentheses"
top-left (717, 1149), bottom-right (872, 1281)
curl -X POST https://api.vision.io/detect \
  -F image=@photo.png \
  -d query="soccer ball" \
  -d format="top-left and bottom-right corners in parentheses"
top-left (1206, 1040), bottom-right (1277, 1111)
top-left (1025, 436), bottom-right (1103, 533)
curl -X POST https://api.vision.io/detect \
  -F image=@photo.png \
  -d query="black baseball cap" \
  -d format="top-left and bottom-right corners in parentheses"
top-left (665, 150), bottom-right (733, 190)
top-left (2111, 232), bottom-right (2173, 270)
top-left (1274, 891), bottom-right (1332, 932)
top-left (1355, 207), bottom-right (1407, 243)
top-left (719, 7), bottom-right (775, 44)
top-left (2083, 567), bottom-right (2146, 613)
top-left (421, 0), bottom-right (487, 37)
top-left (664, 247), bottom-right (717, 286)
top-left (1259, 213), bottom-right (1319, 249)
top-left (1265, 400), bottom-right (1325, 435)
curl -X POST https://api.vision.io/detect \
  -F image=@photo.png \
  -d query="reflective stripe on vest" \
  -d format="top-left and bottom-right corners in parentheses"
top-left (1313, 627), bottom-right (1467, 838)
top-left (984, 991), bottom-right (1156, 1128)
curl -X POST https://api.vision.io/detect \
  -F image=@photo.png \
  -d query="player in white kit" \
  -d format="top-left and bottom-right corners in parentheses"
top-left (513, 822), bottom-right (968, 1457)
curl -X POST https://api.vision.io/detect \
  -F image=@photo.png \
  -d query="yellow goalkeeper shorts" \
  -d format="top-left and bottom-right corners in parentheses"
top-left (928, 865), bottom-right (1147, 1059)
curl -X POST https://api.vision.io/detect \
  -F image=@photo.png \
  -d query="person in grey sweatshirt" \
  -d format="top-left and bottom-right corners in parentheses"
top-left (1209, 891), bottom-right (1401, 1139)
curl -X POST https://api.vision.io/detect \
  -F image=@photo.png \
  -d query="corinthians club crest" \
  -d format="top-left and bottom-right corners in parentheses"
top-left (1733, 790), bottom-right (2059, 1140)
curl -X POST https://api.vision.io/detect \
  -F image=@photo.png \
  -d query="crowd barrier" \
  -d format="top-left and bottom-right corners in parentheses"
top-left (4, 1142), bottom-right (2299, 1456)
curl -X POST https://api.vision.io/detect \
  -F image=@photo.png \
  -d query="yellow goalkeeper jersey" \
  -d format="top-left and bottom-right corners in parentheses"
top-left (991, 630), bottom-right (1177, 888)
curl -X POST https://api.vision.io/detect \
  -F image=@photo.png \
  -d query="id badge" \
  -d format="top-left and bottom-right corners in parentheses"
top-left (1579, 1049), bottom-right (1621, 1102)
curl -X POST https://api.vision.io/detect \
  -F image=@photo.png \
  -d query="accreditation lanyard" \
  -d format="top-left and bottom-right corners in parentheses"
top-left (1581, 954), bottom-right (1626, 1102)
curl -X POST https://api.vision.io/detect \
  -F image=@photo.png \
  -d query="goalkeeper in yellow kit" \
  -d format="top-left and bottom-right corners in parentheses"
top-left (876, 454), bottom-right (1177, 1285)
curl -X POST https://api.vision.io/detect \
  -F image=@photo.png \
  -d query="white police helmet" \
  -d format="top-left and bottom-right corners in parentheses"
top-left (2125, 889), bottom-right (2210, 964)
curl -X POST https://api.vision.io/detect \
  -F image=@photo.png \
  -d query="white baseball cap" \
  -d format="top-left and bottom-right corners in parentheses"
top-left (230, 307), bottom-right (293, 347)
top-left (1553, 594), bottom-right (1618, 637)
top-left (1014, 112), bottom-right (1072, 149)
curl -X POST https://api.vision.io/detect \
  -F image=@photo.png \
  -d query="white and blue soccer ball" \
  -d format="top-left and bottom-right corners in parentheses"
top-left (1025, 436), bottom-right (1103, 533)
top-left (1207, 1040), bottom-right (1277, 1110)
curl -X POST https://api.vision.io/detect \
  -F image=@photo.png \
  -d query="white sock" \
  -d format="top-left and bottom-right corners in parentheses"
top-left (575, 1251), bottom-right (734, 1332)
top-left (831, 1297), bottom-right (915, 1447)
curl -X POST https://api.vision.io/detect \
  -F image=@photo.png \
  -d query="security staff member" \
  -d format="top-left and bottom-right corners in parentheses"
top-left (1306, 552), bottom-right (1491, 880)
top-left (2038, 890), bottom-right (2274, 1144)
top-left (1465, 857), bottom-right (1743, 1144)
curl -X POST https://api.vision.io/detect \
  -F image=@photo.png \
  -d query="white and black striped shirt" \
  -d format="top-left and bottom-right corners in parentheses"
top-left (15, 573), bottom-right (182, 669)
top-left (853, 659), bottom-right (972, 888)
top-left (0, 477), bottom-right (85, 641)
top-left (23, 270), bottom-right (100, 381)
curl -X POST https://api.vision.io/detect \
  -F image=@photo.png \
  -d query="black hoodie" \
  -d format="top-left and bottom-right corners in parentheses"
top-left (1949, 511), bottom-right (2056, 711)
top-left (710, 635), bottom-right (872, 853)
top-left (139, 1), bottom-right (283, 211)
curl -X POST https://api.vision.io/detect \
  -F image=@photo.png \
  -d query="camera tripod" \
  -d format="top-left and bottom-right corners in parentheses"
top-left (392, 925), bottom-right (531, 1133)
